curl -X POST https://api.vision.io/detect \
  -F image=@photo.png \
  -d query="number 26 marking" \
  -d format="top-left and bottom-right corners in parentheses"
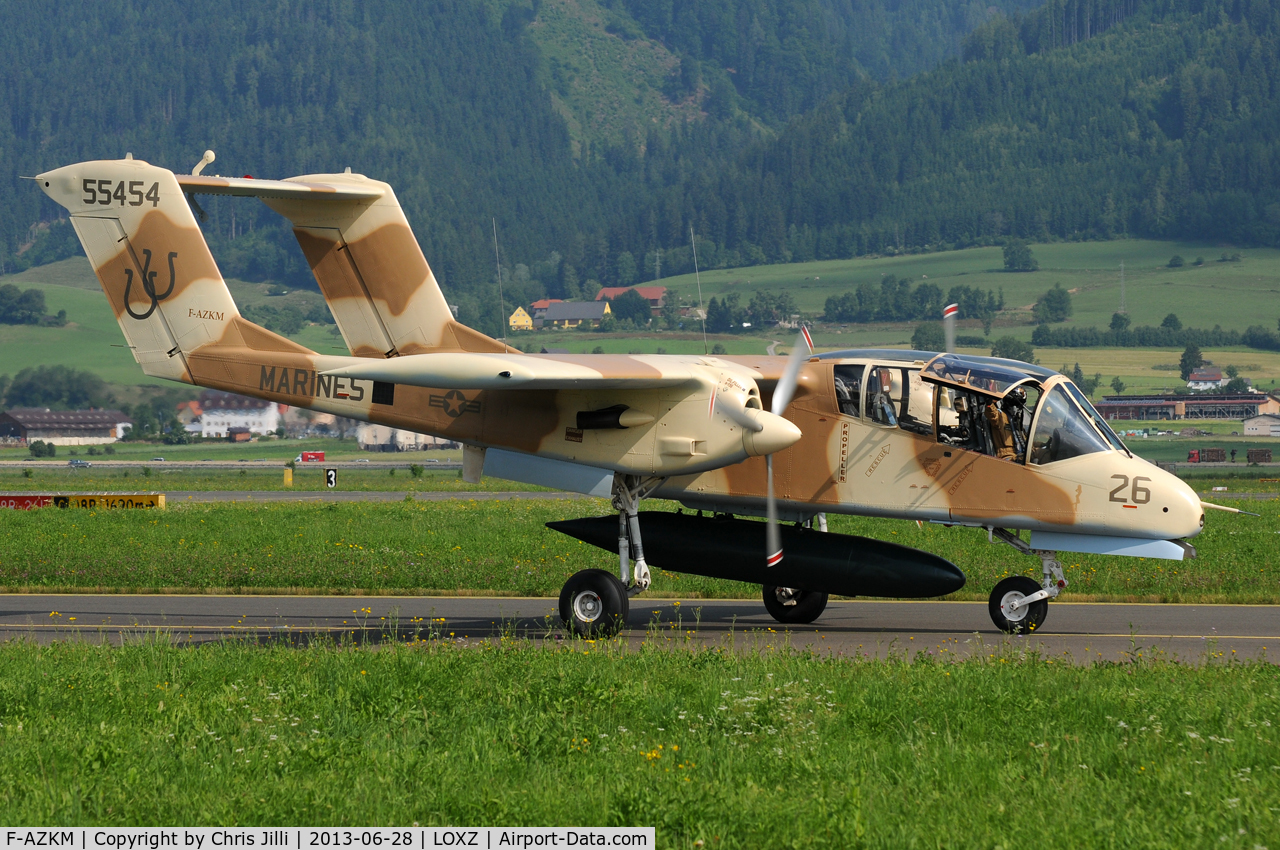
top-left (1109, 474), bottom-right (1150, 504)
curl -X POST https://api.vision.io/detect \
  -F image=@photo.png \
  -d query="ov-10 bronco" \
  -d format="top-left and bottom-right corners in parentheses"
top-left (36, 154), bottom-right (1219, 636)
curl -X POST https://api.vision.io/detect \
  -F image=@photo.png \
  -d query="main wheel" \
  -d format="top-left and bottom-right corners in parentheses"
top-left (988, 576), bottom-right (1048, 634)
top-left (559, 569), bottom-right (629, 637)
top-left (762, 585), bottom-right (829, 624)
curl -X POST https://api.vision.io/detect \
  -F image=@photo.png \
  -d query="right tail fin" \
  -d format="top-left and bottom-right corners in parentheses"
top-left (259, 174), bottom-right (509, 356)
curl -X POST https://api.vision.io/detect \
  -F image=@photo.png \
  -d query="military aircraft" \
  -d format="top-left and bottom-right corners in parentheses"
top-left (35, 154), bottom-right (1216, 637)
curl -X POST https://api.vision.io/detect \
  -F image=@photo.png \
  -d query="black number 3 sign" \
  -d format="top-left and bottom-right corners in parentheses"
top-left (326, 469), bottom-right (337, 489)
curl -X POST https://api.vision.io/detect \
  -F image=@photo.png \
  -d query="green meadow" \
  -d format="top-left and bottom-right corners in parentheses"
top-left (12, 239), bottom-right (1280, 394)
top-left (0, 499), bottom-right (1275, 603)
top-left (658, 238), bottom-right (1280, 341)
top-left (0, 638), bottom-right (1276, 846)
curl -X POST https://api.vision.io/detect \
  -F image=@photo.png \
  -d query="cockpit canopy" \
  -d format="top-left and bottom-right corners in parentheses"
top-left (828, 352), bottom-right (1129, 466)
top-left (920, 353), bottom-right (1040, 399)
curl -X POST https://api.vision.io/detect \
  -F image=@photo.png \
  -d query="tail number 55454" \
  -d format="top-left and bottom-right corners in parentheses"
top-left (82, 179), bottom-right (160, 207)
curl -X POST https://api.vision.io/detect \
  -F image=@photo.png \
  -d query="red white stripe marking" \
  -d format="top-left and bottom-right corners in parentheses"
top-left (943, 303), bottom-right (959, 318)
top-left (709, 385), bottom-right (717, 418)
top-left (800, 325), bottom-right (813, 352)
top-left (766, 550), bottom-right (784, 567)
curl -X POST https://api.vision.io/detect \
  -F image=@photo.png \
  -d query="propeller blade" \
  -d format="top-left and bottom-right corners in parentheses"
top-left (765, 454), bottom-right (783, 567)
top-left (772, 325), bottom-right (813, 416)
top-left (943, 303), bottom-right (958, 354)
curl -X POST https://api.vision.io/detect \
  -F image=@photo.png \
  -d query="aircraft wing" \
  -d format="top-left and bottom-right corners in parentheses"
top-left (176, 175), bottom-right (384, 201)
top-left (320, 353), bottom-right (701, 390)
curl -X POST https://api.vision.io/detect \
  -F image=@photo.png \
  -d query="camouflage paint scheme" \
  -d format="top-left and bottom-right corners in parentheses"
top-left (38, 158), bottom-right (1203, 546)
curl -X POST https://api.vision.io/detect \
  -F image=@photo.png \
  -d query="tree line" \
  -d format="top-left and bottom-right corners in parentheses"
top-left (4, 0), bottom-right (1280, 340)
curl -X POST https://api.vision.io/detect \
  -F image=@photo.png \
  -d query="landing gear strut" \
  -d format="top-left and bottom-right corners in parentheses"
top-left (558, 474), bottom-right (662, 637)
top-left (986, 528), bottom-right (1068, 634)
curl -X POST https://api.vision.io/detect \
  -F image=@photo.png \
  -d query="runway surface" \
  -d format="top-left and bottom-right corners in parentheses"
top-left (3, 595), bottom-right (1275, 663)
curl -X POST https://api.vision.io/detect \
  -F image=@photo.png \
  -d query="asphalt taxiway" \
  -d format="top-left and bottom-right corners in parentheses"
top-left (3, 595), bottom-right (1275, 663)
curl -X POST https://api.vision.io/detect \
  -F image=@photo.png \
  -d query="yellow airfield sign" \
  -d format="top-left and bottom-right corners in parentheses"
top-left (0, 494), bottom-right (165, 510)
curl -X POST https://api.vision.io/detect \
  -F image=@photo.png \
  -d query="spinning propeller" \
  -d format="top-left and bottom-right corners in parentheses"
top-left (765, 325), bottom-right (813, 567)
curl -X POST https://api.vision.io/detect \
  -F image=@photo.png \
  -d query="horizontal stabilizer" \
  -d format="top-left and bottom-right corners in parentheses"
top-left (177, 175), bottom-right (384, 201)
top-left (321, 353), bottom-right (698, 390)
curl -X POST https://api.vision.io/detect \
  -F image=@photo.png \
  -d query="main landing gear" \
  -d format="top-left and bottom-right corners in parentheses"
top-left (761, 513), bottom-right (830, 625)
top-left (559, 474), bottom-right (661, 637)
top-left (986, 528), bottom-right (1067, 634)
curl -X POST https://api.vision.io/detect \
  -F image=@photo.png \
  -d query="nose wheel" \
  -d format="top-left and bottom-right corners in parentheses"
top-left (988, 575), bottom-right (1048, 634)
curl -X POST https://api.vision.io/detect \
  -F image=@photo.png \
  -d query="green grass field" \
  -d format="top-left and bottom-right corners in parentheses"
top-left (0, 437), bottom-right (457, 464)
top-left (0, 639), bottom-right (1275, 845)
top-left (659, 238), bottom-right (1280, 340)
top-left (1, 499), bottom-right (1275, 603)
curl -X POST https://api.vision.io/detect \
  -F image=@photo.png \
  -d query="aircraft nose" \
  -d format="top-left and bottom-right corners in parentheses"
top-left (1161, 468), bottom-right (1205, 539)
top-left (742, 410), bottom-right (802, 457)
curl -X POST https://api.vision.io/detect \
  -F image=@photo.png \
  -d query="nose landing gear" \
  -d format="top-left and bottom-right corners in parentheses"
top-left (986, 528), bottom-right (1068, 634)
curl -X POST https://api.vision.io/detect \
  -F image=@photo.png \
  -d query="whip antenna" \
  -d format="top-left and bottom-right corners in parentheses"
top-left (691, 226), bottom-right (707, 354)
top-left (493, 217), bottom-right (507, 346)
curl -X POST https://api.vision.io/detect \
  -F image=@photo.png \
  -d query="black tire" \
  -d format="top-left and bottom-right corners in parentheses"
top-left (559, 569), bottom-right (629, 637)
top-left (988, 576), bottom-right (1048, 635)
top-left (762, 585), bottom-right (829, 624)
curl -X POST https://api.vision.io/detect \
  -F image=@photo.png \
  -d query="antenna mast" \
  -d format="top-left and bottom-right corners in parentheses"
top-left (493, 218), bottom-right (507, 345)
top-left (691, 226), bottom-right (708, 355)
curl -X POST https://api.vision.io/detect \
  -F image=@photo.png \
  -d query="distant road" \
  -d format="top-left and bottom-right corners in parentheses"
top-left (163, 490), bottom-right (590, 503)
top-left (2, 595), bottom-right (1275, 663)
top-left (0, 460), bottom-right (461, 471)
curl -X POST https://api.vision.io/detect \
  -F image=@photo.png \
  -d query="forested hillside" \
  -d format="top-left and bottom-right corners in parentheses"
top-left (623, 0), bottom-right (1280, 272)
top-left (4, 0), bottom-right (1280, 338)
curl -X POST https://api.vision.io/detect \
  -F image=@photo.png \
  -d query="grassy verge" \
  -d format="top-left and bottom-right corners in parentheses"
top-left (0, 499), bottom-right (1276, 602)
top-left (0, 639), bottom-right (1275, 845)
top-left (0, 467), bottom-right (538, 493)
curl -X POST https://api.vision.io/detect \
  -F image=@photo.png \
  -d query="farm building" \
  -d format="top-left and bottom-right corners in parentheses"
top-left (1244, 414), bottom-right (1280, 436)
top-left (595, 286), bottom-right (667, 316)
top-left (1095, 392), bottom-right (1280, 421)
top-left (0, 408), bottom-right (131, 445)
top-left (541, 301), bottom-right (611, 328)
top-left (529, 299), bottom-right (562, 320)
top-left (197, 390), bottom-right (283, 438)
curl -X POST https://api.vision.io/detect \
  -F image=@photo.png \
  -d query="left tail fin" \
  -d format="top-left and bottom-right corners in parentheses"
top-left (36, 157), bottom-right (274, 381)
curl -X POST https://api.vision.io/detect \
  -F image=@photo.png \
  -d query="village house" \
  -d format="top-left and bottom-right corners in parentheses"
top-left (529, 299), bottom-right (562, 320)
top-left (508, 306), bottom-right (533, 331)
top-left (1186, 367), bottom-right (1227, 390)
top-left (595, 285), bottom-right (667, 316)
top-left (196, 390), bottom-right (283, 438)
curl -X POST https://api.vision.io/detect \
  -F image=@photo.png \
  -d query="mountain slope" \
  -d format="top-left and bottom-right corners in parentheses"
top-left (615, 0), bottom-right (1280, 273)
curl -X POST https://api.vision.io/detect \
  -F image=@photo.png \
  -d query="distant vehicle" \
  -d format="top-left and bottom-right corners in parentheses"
top-left (426, 459), bottom-right (439, 463)
top-left (295, 451), bottom-right (325, 462)
top-left (68, 459), bottom-right (92, 468)
top-left (355, 458), bottom-right (370, 463)
top-left (151, 457), bottom-right (165, 461)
